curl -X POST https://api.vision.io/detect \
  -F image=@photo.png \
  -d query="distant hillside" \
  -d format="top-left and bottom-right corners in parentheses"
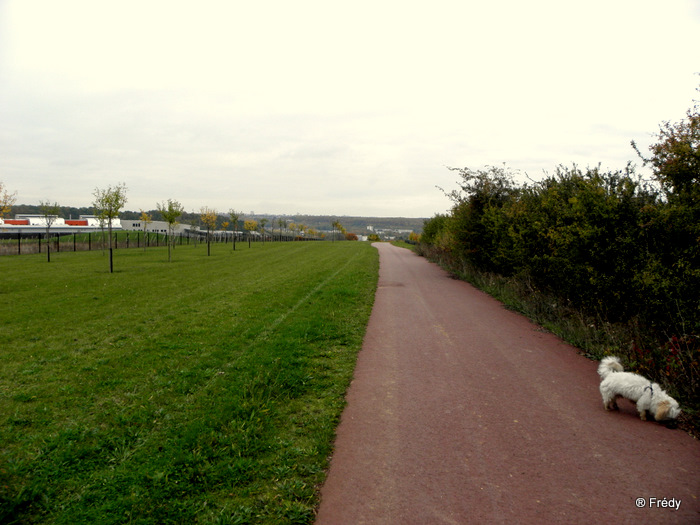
top-left (10, 205), bottom-right (426, 234)
top-left (243, 214), bottom-right (426, 234)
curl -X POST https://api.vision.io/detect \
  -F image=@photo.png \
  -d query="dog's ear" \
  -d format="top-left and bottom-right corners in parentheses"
top-left (655, 400), bottom-right (670, 421)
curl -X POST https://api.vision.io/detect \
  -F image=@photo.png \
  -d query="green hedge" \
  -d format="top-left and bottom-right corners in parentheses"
top-left (420, 100), bottom-right (699, 417)
top-left (421, 163), bottom-right (699, 413)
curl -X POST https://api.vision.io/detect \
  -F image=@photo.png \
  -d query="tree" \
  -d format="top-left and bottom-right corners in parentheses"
top-left (229, 209), bottom-right (242, 250)
top-left (632, 94), bottom-right (699, 202)
top-left (157, 199), bottom-right (184, 262)
top-left (244, 219), bottom-right (257, 248)
top-left (200, 206), bottom-right (218, 256)
top-left (93, 183), bottom-right (128, 273)
top-left (277, 218), bottom-right (286, 241)
top-left (632, 94), bottom-right (700, 333)
top-left (189, 211), bottom-right (200, 247)
top-left (0, 181), bottom-right (17, 219)
top-left (39, 200), bottom-right (60, 262)
top-left (270, 217), bottom-right (278, 241)
top-left (259, 218), bottom-right (269, 244)
top-left (139, 210), bottom-right (152, 251)
top-left (331, 220), bottom-right (346, 242)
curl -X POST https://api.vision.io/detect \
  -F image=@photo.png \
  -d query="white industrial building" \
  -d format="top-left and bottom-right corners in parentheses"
top-left (120, 219), bottom-right (194, 235)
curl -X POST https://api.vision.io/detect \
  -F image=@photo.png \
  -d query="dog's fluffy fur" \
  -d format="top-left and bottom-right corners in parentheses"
top-left (597, 356), bottom-right (681, 422)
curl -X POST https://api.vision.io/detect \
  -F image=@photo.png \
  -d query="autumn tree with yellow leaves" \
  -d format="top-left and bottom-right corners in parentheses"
top-left (200, 207), bottom-right (218, 256)
top-left (0, 181), bottom-right (17, 220)
top-left (244, 219), bottom-right (257, 248)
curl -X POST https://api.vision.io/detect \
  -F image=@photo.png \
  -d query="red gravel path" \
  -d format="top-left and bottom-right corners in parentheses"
top-left (315, 243), bottom-right (699, 524)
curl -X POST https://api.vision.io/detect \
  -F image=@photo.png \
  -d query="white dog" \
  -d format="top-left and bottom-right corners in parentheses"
top-left (597, 356), bottom-right (681, 422)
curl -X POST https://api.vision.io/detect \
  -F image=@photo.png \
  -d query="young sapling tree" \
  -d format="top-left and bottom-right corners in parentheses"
top-left (157, 199), bottom-right (184, 262)
top-left (39, 200), bottom-right (60, 262)
top-left (93, 183), bottom-right (128, 273)
top-left (200, 207), bottom-right (218, 256)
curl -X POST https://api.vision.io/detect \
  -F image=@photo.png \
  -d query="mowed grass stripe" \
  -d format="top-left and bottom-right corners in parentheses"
top-left (264, 250), bottom-right (361, 334)
top-left (0, 241), bottom-right (379, 524)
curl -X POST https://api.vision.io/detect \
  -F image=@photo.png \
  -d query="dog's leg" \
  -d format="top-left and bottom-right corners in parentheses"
top-left (603, 397), bottom-right (619, 411)
top-left (636, 398), bottom-right (651, 420)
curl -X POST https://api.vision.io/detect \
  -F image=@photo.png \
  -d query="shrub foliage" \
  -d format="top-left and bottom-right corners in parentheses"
top-left (421, 102), bottom-right (699, 415)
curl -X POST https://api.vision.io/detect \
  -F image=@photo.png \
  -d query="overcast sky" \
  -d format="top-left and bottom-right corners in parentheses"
top-left (1, 0), bottom-right (699, 218)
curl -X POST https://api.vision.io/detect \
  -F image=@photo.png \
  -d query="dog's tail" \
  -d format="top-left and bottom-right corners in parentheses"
top-left (598, 356), bottom-right (624, 379)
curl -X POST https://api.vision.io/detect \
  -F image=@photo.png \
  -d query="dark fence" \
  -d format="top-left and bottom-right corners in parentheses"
top-left (0, 230), bottom-right (323, 256)
top-left (0, 231), bottom-right (193, 256)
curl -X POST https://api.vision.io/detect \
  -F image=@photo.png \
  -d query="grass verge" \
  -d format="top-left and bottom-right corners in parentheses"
top-left (0, 241), bottom-right (379, 524)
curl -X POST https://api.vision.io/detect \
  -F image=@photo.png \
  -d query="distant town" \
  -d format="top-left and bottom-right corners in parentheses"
top-left (2, 204), bottom-right (426, 241)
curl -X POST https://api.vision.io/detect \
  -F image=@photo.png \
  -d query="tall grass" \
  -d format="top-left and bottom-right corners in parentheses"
top-left (0, 242), bottom-right (378, 524)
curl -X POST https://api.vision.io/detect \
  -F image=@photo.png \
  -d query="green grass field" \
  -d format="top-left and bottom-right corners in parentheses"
top-left (0, 241), bottom-right (379, 524)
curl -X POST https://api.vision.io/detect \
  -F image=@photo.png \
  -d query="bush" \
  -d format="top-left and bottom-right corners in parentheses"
top-left (419, 101), bottom-right (700, 421)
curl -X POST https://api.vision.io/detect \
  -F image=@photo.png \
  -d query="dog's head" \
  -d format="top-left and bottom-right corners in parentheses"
top-left (655, 399), bottom-right (681, 421)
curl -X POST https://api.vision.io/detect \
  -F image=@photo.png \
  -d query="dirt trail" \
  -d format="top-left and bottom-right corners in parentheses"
top-left (315, 243), bottom-right (699, 524)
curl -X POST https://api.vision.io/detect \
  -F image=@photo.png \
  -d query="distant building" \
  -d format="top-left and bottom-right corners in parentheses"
top-left (0, 214), bottom-right (121, 234)
top-left (120, 220), bottom-right (191, 235)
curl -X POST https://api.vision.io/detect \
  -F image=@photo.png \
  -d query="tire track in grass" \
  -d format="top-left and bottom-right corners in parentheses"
top-left (194, 248), bottom-right (360, 394)
top-left (96, 247), bottom-right (362, 478)
top-left (263, 251), bottom-right (360, 335)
